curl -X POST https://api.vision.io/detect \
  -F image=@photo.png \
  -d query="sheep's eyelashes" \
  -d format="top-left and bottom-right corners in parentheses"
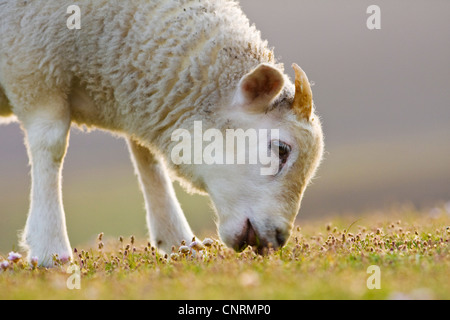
top-left (271, 140), bottom-right (291, 171)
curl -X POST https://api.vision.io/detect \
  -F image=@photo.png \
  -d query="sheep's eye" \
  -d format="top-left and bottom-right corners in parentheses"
top-left (271, 140), bottom-right (291, 171)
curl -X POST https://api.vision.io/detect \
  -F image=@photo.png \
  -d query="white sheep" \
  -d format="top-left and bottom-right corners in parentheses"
top-left (0, 0), bottom-right (324, 266)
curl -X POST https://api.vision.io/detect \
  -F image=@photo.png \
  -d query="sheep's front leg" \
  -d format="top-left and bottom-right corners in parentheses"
top-left (19, 96), bottom-right (72, 267)
top-left (127, 139), bottom-right (195, 253)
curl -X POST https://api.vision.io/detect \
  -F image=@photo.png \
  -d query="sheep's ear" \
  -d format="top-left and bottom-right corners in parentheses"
top-left (235, 63), bottom-right (285, 112)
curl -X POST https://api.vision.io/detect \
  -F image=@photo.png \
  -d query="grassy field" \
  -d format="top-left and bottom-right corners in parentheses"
top-left (0, 205), bottom-right (449, 300)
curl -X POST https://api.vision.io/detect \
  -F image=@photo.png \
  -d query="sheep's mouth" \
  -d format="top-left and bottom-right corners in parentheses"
top-left (234, 219), bottom-right (266, 253)
top-left (231, 218), bottom-right (289, 254)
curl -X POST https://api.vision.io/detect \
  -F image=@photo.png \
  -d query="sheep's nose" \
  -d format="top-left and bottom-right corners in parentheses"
top-left (233, 220), bottom-right (289, 254)
top-left (235, 219), bottom-right (260, 252)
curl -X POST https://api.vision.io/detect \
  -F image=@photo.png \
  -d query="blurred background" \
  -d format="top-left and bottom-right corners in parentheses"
top-left (1, 0), bottom-right (449, 252)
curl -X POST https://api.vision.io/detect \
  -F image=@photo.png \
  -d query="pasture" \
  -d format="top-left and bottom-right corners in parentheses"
top-left (1, 205), bottom-right (448, 300)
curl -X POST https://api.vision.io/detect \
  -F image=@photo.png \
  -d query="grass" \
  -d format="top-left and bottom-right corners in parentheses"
top-left (0, 205), bottom-right (449, 300)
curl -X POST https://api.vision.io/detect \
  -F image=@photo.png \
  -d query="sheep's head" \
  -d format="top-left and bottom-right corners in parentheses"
top-left (171, 63), bottom-right (324, 253)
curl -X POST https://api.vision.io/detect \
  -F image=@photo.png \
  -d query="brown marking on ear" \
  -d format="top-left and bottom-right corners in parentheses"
top-left (240, 64), bottom-right (285, 110)
top-left (292, 63), bottom-right (313, 120)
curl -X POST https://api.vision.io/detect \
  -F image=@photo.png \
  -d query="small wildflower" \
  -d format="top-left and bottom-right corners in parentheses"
top-left (30, 256), bottom-right (38, 268)
top-left (1, 260), bottom-right (9, 271)
top-left (179, 246), bottom-right (190, 254)
top-left (190, 240), bottom-right (204, 251)
top-left (98, 232), bottom-right (104, 241)
top-left (7, 251), bottom-right (22, 263)
top-left (60, 255), bottom-right (70, 264)
top-left (202, 238), bottom-right (214, 247)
